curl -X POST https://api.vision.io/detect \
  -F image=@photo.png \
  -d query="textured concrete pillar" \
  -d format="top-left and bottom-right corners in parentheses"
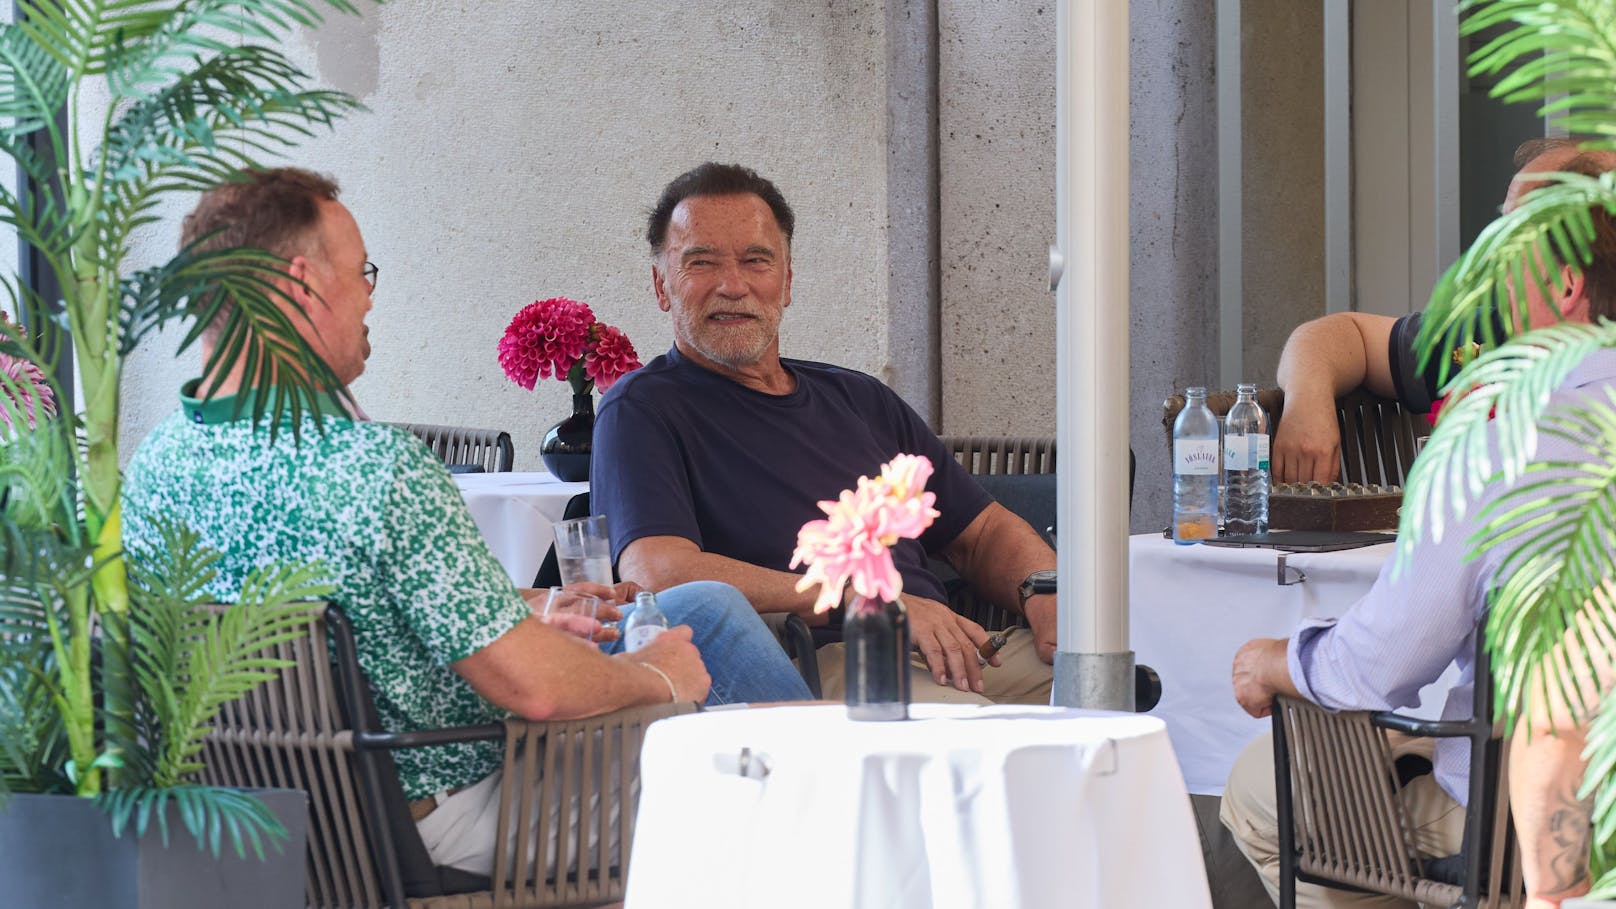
top-left (1128, 0), bottom-right (1220, 531)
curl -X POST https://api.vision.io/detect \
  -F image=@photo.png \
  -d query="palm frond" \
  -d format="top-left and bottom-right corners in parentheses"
top-left (119, 243), bottom-right (351, 428)
top-left (101, 44), bottom-right (363, 209)
top-left (0, 24), bottom-right (71, 141)
top-left (1469, 395), bottom-right (1616, 723)
top-left (1415, 174), bottom-right (1616, 391)
top-left (125, 519), bottom-right (328, 788)
top-left (1585, 684), bottom-right (1616, 894)
top-left (99, 784), bottom-right (292, 859)
top-left (1462, 0), bottom-right (1616, 145)
top-left (1398, 321), bottom-right (1616, 562)
top-left (103, 0), bottom-right (361, 97)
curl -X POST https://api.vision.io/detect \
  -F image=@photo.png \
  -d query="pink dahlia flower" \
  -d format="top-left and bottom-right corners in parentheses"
top-left (0, 319), bottom-right (55, 432)
top-left (790, 455), bottom-right (940, 613)
top-left (583, 323), bottom-right (642, 392)
top-left (497, 297), bottom-right (595, 390)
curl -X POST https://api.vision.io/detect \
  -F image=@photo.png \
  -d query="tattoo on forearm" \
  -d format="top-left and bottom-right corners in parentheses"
top-left (1541, 786), bottom-right (1593, 896)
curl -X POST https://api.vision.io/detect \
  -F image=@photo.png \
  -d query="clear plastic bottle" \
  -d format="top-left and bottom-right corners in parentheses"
top-left (1223, 383), bottom-right (1270, 535)
top-left (1173, 386), bottom-right (1221, 544)
top-left (621, 590), bottom-right (668, 652)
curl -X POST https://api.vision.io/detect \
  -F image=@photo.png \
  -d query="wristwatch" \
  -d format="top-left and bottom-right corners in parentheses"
top-left (1018, 569), bottom-right (1058, 609)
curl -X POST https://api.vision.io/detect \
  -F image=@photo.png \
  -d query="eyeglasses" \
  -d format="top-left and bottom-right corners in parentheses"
top-left (362, 260), bottom-right (379, 292)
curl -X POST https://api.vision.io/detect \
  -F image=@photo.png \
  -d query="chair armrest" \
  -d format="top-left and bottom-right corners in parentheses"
top-left (762, 612), bottom-right (822, 699)
top-left (1370, 710), bottom-right (1490, 739)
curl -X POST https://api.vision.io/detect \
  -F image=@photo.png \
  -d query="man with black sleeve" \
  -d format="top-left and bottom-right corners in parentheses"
top-left (1272, 138), bottom-right (1592, 484)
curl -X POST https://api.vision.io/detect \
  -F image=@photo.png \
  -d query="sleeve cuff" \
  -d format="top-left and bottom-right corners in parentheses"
top-left (1286, 617), bottom-right (1340, 704)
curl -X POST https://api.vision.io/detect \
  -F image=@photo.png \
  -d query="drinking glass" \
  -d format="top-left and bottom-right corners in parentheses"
top-left (537, 586), bottom-right (600, 639)
top-left (553, 515), bottom-right (613, 586)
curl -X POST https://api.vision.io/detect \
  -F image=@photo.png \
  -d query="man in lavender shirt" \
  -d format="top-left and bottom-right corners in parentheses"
top-left (1220, 150), bottom-right (1616, 908)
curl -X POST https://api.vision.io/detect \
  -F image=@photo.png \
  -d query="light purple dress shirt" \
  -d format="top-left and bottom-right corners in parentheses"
top-left (1285, 347), bottom-right (1616, 805)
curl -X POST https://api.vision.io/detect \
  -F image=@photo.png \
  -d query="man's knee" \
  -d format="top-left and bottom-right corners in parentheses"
top-left (1221, 732), bottom-right (1281, 843)
top-left (657, 580), bottom-right (757, 627)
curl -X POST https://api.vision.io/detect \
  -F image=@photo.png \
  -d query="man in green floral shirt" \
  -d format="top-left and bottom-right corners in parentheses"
top-left (121, 168), bottom-right (809, 875)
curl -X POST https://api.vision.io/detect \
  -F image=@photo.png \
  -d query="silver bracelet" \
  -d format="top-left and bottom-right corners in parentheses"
top-left (642, 662), bottom-right (678, 703)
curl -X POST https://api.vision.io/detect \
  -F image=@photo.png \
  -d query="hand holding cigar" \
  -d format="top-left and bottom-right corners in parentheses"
top-left (978, 627), bottom-right (1014, 667)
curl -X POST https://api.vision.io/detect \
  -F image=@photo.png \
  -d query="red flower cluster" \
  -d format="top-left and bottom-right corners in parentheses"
top-left (497, 297), bottom-right (642, 394)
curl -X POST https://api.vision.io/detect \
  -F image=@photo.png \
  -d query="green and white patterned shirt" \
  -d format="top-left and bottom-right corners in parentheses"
top-left (122, 381), bottom-right (531, 799)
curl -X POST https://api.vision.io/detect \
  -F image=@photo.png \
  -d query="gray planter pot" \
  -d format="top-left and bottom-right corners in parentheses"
top-left (0, 789), bottom-right (306, 909)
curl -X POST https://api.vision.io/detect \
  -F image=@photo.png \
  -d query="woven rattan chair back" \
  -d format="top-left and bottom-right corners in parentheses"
top-left (932, 436), bottom-right (1056, 631)
top-left (940, 435), bottom-right (1056, 475)
top-left (202, 604), bottom-right (696, 909)
top-left (1272, 694), bottom-right (1524, 908)
top-left (200, 605), bottom-right (390, 909)
top-left (391, 422), bottom-right (515, 473)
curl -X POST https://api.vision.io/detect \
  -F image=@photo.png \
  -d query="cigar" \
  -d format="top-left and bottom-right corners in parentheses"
top-left (977, 628), bottom-right (1014, 666)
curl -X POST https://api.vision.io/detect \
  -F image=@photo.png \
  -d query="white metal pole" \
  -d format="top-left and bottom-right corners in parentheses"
top-left (1051, 0), bottom-right (1133, 710)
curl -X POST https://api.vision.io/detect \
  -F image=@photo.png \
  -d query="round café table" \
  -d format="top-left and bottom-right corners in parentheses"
top-left (625, 702), bottom-right (1211, 908)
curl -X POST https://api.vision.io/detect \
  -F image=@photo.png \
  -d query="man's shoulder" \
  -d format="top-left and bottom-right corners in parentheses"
top-left (783, 357), bottom-right (894, 396)
top-left (602, 352), bottom-right (686, 402)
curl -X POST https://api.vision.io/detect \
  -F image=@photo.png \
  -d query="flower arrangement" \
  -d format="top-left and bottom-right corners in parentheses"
top-left (497, 297), bottom-right (642, 396)
top-left (790, 454), bottom-right (941, 613)
top-left (0, 313), bottom-right (56, 432)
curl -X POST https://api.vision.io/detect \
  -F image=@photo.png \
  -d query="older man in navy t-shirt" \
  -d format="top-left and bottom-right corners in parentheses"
top-left (591, 162), bottom-right (1056, 703)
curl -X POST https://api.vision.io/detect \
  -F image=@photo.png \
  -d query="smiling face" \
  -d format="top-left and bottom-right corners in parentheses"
top-left (651, 193), bottom-right (793, 390)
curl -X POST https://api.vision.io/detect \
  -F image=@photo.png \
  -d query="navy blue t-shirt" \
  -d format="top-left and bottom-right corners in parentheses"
top-left (591, 346), bottom-right (991, 606)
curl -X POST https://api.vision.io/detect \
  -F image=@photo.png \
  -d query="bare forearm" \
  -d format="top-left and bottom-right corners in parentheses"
top-left (942, 504), bottom-right (1054, 613)
top-left (453, 619), bottom-right (675, 720)
top-left (1512, 724), bottom-right (1593, 904)
top-left (619, 536), bottom-right (819, 616)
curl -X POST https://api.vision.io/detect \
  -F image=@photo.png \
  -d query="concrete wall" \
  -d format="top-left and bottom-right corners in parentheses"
top-left (120, 1), bottom-right (899, 468)
top-left (110, 1), bottom-right (1320, 534)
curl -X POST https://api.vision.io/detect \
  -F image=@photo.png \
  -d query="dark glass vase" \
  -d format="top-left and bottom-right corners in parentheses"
top-left (540, 392), bottom-right (594, 482)
top-left (843, 595), bottom-right (910, 721)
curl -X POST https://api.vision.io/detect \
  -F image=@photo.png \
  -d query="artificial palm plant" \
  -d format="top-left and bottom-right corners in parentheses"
top-left (0, 0), bottom-right (379, 854)
top-left (1400, 0), bottom-right (1616, 895)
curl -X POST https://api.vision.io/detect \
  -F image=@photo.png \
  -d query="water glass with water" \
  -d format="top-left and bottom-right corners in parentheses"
top-left (553, 515), bottom-right (613, 586)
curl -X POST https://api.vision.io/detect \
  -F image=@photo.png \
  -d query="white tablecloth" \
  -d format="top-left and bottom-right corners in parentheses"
top-left (625, 703), bottom-right (1211, 909)
top-left (452, 471), bottom-right (589, 586)
top-left (1130, 532), bottom-right (1460, 795)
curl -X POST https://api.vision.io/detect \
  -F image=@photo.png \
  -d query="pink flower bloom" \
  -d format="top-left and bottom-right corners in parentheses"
top-left (497, 297), bottom-right (594, 390)
top-left (497, 297), bottom-right (642, 395)
top-left (0, 354), bottom-right (54, 431)
top-left (0, 316), bottom-right (55, 432)
top-left (583, 323), bottom-right (642, 392)
top-left (790, 455), bottom-right (940, 613)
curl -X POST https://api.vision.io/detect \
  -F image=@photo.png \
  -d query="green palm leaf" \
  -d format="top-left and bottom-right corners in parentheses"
top-left (99, 784), bottom-right (291, 860)
top-left (1461, 0), bottom-right (1616, 144)
top-left (101, 44), bottom-right (363, 203)
top-left (125, 519), bottom-right (329, 788)
top-left (1398, 321), bottom-right (1616, 557)
top-left (1415, 175), bottom-right (1616, 391)
top-left (119, 243), bottom-right (351, 427)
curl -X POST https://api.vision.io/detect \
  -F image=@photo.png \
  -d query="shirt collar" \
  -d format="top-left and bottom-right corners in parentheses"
top-left (179, 379), bottom-right (350, 425)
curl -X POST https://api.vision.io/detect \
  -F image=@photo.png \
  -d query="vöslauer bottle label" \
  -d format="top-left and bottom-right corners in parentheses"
top-left (1175, 439), bottom-right (1220, 475)
top-left (1224, 435), bottom-right (1271, 470)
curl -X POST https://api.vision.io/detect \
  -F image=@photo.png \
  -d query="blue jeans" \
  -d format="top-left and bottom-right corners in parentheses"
top-left (598, 580), bottom-right (811, 706)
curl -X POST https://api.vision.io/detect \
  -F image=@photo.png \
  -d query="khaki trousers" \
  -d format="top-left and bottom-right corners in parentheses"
top-left (815, 627), bottom-right (1053, 705)
top-left (1220, 732), bottom-right (1467, 908)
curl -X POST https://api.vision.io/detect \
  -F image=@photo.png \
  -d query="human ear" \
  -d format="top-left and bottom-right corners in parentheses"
top-left (652, 263), bottom-right (671, 313)
top-left (1560, 264), bottom-right (1592, 322)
